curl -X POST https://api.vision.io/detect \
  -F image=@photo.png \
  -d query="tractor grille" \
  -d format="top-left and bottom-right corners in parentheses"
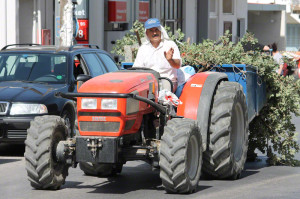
top-left (79, 121), bottom-right (120, 132)
top-left (0, 102), bottom-right (9, 115)
top-left (78, 111), bottom-right (121, 117)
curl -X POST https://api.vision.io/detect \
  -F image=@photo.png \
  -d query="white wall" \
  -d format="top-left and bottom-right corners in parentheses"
top-left (0, 0), bottom-right (19, 49)
top-left (0, 0), bottom-right (7, 49)
top-left (248, 10), bottom-right (286, 50)
top-left (183, 0), bottom-right (197, 43)
top-left (43, 0), bottom-right (54, 43)
top-left (7, 0), bottom-right (19, 44)
top-left (237, 0), bottom-right (248, 36)
top-left (19, 0), bottom-right (34, 43)
top-left (0, 0), bottom-right (55, 48)
top-left (89, 0), bottom-right (105, 49)
top-left (248, 0), bottom-right (289, 4)
top-left (218, 0), bottom-right (237, 39)
top-left (32, 0), bottom-right (54, 44)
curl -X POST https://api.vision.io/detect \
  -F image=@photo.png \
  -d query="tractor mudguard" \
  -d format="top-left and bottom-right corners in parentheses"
top-left (177, 72), bottom-right (228, 150)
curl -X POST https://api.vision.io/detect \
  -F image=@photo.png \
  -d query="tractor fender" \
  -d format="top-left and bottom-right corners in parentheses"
top-left (177, 72), bottom-right (228, 150)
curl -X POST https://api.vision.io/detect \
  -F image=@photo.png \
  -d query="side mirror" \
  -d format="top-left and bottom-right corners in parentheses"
top-left (75, 74), bottom-right (92, 82)
top-left (75, 74), bottom-right (92, 91)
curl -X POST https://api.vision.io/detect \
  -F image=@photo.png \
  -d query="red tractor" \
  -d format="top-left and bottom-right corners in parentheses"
top-left (24, 68), bottom-right (250, 193)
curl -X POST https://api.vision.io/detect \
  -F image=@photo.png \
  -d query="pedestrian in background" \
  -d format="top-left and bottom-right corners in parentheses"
top-left (263, 43), bottom-right (284, 75)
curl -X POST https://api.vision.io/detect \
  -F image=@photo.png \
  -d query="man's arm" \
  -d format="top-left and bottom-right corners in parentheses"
top-left (167, 58), bottom-right (181, 69)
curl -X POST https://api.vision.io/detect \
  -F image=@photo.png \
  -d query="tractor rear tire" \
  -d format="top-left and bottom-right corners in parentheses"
top-left (79, 162), bottom-right (123, 177)
top-left (24, 116), bottom-right (69, 189)
top-left (159, 118), bottom-right (202, 194)
top-left (203, 81), bottom-right (248, 180)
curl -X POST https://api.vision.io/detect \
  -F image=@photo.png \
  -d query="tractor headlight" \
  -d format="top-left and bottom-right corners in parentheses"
top-left (10, 103), bottom-right (48, 115)
top-left (101, 99), bottom-right (117, 110)
top-left (81, 98), bottom-right (97, 109)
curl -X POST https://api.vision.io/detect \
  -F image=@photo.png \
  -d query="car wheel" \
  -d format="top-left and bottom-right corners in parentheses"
top-left (62, 110), bottom-right (74, 137)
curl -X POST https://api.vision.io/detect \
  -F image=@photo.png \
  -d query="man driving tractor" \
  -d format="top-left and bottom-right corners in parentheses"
top-left (133, 18), bottom-right (182, 92)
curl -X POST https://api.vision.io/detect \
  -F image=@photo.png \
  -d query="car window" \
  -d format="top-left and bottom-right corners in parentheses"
top-left (82, 53), bottom-right (106, 77)
top-left (0, 55), bottom-right (18, 77)
top-left (97, 53), bottom-right (119, 72)
top-left (0, 54), bottom-right (67, 83)
top-left (73, 55), bottom-right (88, 79)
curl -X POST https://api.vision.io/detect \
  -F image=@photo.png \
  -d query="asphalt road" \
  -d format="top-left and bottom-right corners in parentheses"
top-left (0, 115), bottom-right (299, 199)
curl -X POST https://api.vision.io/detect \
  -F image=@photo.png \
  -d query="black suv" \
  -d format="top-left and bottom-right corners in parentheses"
top-left (0, 44), bottom-right (119, 143)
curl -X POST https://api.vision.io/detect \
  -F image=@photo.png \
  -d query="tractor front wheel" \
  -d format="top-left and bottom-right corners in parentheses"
top-left (24, 116), bottom-right (69, 189)
top-left (159, 118), bottom-right (202, 194)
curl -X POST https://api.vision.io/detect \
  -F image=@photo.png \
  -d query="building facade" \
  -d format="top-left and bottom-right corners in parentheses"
top-left (209, 0), bottom-right (248, 42)
top-left (0, 0), bottom-right (247, 59)
top-left (248, 0), bottom-right (300, 51)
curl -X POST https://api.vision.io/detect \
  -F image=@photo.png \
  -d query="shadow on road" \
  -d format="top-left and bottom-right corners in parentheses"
top-left (65, 162), bottom-right (212, 194)
top-left (0, 143), bottom-right (25, 157)
top-left (240, 156), bottom-right (269, 179)
top-left (0, 158), bottom-right (21, 164)
top-left (244, 156), bottom-right (269, 170)
top-left (63, 158), bottom-right (270, 194)
top-left (240, 170), bottom-right (260, 179)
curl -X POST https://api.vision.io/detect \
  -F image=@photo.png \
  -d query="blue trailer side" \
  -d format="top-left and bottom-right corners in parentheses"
top-left (218, 64), bottom-right (266, 123)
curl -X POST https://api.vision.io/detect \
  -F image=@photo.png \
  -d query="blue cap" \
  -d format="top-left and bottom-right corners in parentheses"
top-left (145, 18), bottom-right (161, 29)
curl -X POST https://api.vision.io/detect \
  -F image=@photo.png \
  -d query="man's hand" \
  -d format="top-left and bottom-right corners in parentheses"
top-left (164, 48), bottom-right (180, 69)
top-left (164, 48), bottom-right (174, 61)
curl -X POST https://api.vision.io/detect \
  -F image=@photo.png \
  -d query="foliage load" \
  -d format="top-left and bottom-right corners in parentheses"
top-left (112, 21), bottom-right (300, 165)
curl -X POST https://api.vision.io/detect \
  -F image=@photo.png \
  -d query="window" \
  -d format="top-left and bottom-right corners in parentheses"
top-left (97, 53), bottom-right (119, 72)
top-left (224, 21), bottom-right (232, 41)
top-left (209, 18), bottom-right (218, 41)
top-left (0, 54), bottom-right (67, 83)
top-left (161, 0), bottom-right (183, 34)
top-left (237, 20), bottom-right (240, 38)
top-left (0, 55), bottom-right (18, 77)
top-left (286, 24), bottom-right (300, 51)
top-left (210, 0), bottom-right (217, 13)
top-left (223, 0), bottom-right (233, 14)
top-left (82, 53), bottom-right (106, 77)
top-left (236, 19), bottom-right (245, 42)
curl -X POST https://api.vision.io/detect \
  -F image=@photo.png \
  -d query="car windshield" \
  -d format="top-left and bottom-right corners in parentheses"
top-left (0, 53), bottom-right (67, 84)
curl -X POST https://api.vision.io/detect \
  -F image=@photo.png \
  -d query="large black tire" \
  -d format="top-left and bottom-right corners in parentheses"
top-left (159, 118), bottom-right (202, 194)
top-left (79, 162), bottom-right (123, 177)
top-left (24, 116), bottom-right (69, 189)
top-left (203, 81), bottom-right (248, 180)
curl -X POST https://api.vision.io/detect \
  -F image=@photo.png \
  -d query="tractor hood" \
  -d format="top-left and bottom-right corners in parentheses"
top-left (79, 72), bottom-right (157, 94)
